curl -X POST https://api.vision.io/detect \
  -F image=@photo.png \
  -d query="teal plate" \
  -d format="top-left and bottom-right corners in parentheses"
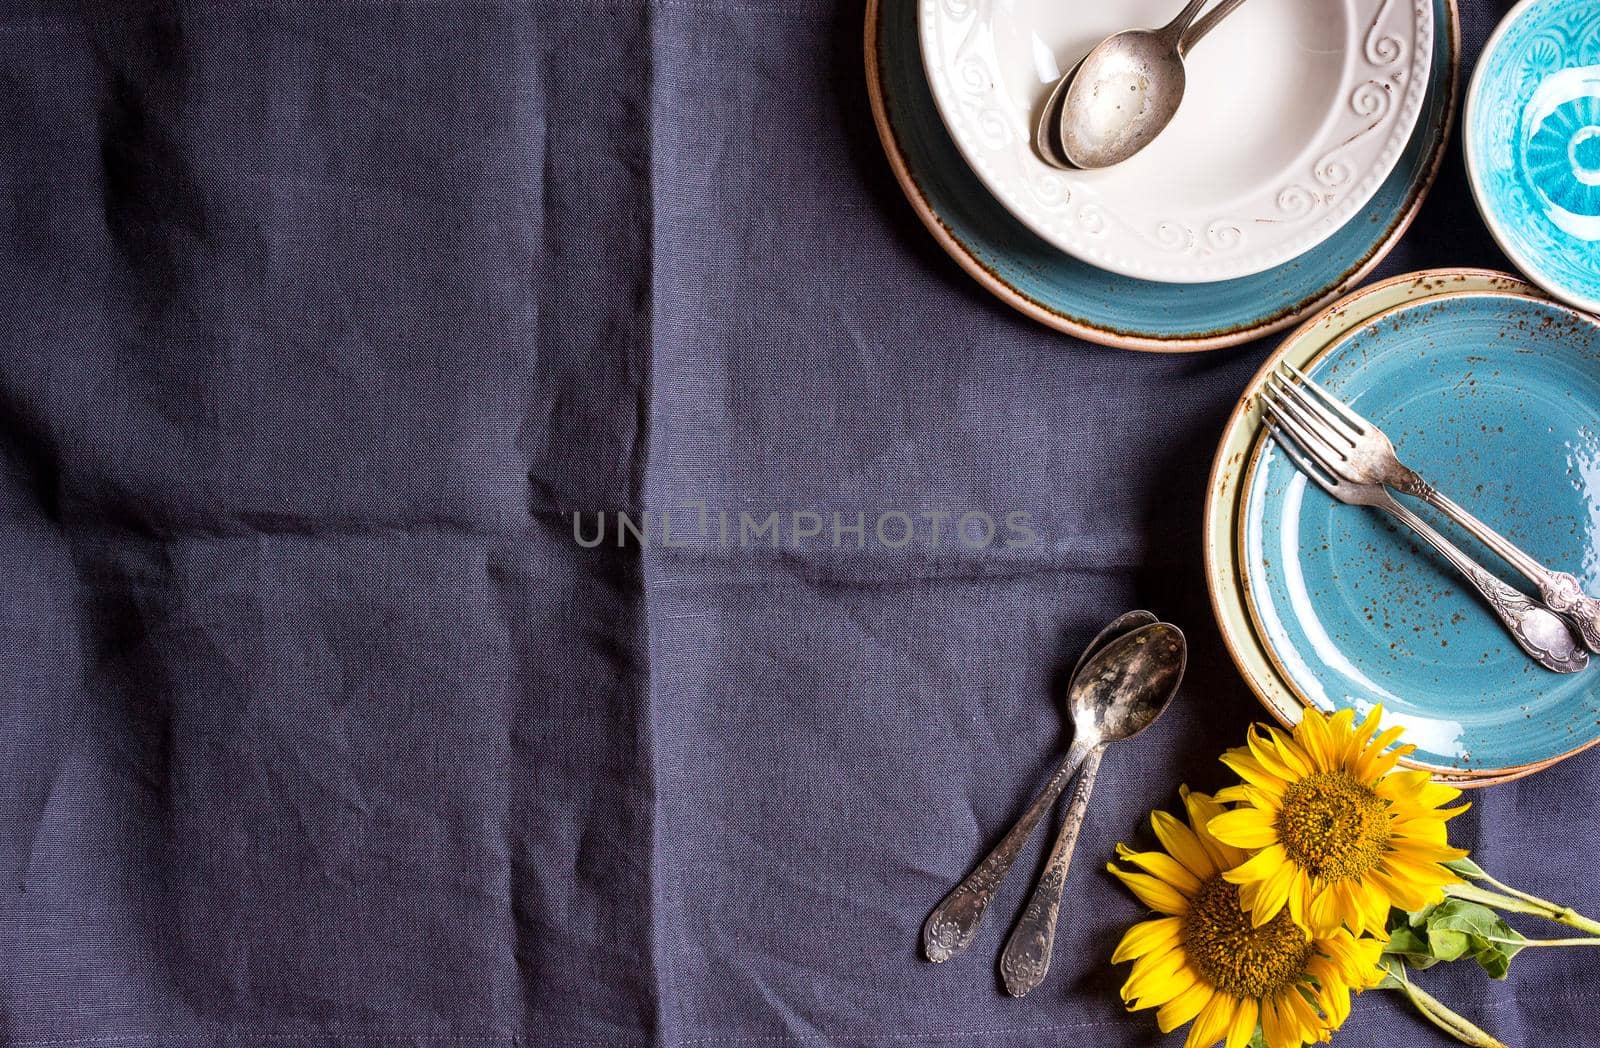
top-left (1466, 0), bottom-right (1600, 315)
top-left (1240, 292), bottom-right (1600, 776)
top-left (866, 0), bottom-right (1459, 352)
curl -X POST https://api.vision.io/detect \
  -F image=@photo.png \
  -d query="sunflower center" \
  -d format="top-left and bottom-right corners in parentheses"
top-left (1183, 877), bottom-right (1313, 999)
top-left (1277, 770), bottom-right (1389, 881)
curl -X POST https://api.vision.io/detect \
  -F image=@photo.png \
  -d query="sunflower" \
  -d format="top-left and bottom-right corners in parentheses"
top-left (1207, 706), bottom-right (1470, 937)
top-left (1109, 787), bottom-right (1385, 1048)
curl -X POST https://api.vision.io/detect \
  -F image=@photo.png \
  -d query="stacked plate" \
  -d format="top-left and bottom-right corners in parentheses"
top-left (866, 0), bottom-right (1456, 351)
top-left (1206, 271), bottom-right (1600, 786)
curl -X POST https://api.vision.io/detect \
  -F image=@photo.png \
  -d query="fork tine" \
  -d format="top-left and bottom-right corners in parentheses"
top-left (1280, 360), bottom-right (1369, 434)
top-left (1268, 372), bottom-right (1360, 447)
top-left (1265, 419), bottom-right (1343, 500)
top-left (1262, 382), bottom-right (1351, 465)
top-left (1260, 394), bottom-right (1328, 462)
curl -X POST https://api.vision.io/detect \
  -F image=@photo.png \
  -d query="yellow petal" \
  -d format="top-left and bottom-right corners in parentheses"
top-left (1355, 726), bottom-right (1410, 778)
top-left (1369, 724), bottom-right (1408, 752)
top-left (1153, 810), bottom-right (1219, 880)
top-left (1329, 879), bottom-right (1376, 939)
top-left (1249, 856), bottom-right (1301, 927)
top-left (1181, 790), bottom-right (1247, 869)
top-left (1374, 769), bottom-right (1433, 801)
top-left (1326, 706), bottom-right (1359, 764)
top-left (1314, 970), bottom-right (1352, 1028)
top-left (1222, 844), bottom-right (1290, 887)
top-left (1214, 784), bottom-right (1253, 806)
top-left (1294, 709), bottom-right (1334, 771)
top-left (1414, 783), bottom-right (1466, 810)
top-left (1108, 864), bottom-right (1191, 915)
top-left (1225, 996), bottom-right (1260, 1048)
top-left (1112, 916), bottom-right (1184, 964)
top-left (1278, 986), bottom-right (1323, 1042)
top-left (1287, 869), bottom-right (1311, 929)
top-left (1124, 947), bottom-right (1197, 1006)
top-left (1383, 850), bottom-right (1466, 885)
top-left (1367, 869), bottom-right (1437, 916)
top-left (1388, 816), bottom-right (1451, 844)
top-left (1180, 785), bottom-right (1226, 823)
top-left (1307, 882), bottom-right (1346, 934)
top-left (1186, 994), bottom-right (1236, 1048)
top-left (1264, 725), bottom-right (1314, 775)
top-left (1221, 748), bottom-right (1288, 798)
top-left (1247, 726), bottom-right (1302, 783)
top-left (1210, 807), bottom-right (1282, 850)
top-left (1352, 936), bottom-right (1387, 987)
top-left (1260, 993), bottom-right (1292, 1048)
top-left (1348, 707), bottom-right (1383, 763)
top-left (1358, 878), bottom-right (1390, 933)
top-left (1120, 848), bottom-right (1204, 895)
top-left (1158, 982), bottom-right (1216, 1033)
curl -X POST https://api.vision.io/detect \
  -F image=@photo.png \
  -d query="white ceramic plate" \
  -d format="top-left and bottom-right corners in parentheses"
top-left (919, 0), bottom-right (1434, 283)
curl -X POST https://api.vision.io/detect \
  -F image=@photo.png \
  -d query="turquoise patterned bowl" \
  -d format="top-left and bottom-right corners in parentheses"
top-left (1466, 0), bottom-right (1600, 314)
top-left (1239, 292), bottom-right (1600, 777)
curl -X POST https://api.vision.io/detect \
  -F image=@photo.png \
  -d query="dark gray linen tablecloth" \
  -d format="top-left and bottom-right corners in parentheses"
top-left (1, 1), bottom-right (1595, 1046)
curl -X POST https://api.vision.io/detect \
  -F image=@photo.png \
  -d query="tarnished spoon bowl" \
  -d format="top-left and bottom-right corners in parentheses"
top-left (1047, 0), bottom-right (1253, 170)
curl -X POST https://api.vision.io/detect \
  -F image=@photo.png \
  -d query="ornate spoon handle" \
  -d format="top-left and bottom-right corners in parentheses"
top-left (1401, 482), bottom-right (1600, 655)
top-left (1160, 0), bottom-right (1214, 41)
top-left (999, 743), bottom-right (1105, 997)
top-left (922, 736), bottom-right (1095, 963)
top-left (1380, 495), bottom-right (1588, 673)
top-left (1179, 0), bottom-right (1252, 55)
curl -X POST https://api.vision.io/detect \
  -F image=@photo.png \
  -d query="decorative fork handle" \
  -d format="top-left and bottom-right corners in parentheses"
top-left (998, 743), bottom-right (1105, 997)
top-left (1394, 479), bottom-right (1600, 654)
top-left (1379, 495), bottom-right (1589, 673)
top-left (922, 736), bottom-right (1095, 963)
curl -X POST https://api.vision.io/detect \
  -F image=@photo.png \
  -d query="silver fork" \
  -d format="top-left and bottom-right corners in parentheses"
top-left (1261, 385), bottom-right (1589, 674)
top-left (1269, 361), bottom-right (1600, 655)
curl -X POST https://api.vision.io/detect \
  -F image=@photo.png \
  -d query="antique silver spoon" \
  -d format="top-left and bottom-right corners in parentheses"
top-left (921, 613), bottom-right (1176, 964)
top-left (999, 621), bottom-right (1186, 996)
top-left (1035, 0), bottom-right (1252, 170)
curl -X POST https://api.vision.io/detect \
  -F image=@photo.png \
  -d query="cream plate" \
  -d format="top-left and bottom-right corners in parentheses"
top-left (919, 0), bottom-right (1434, 283)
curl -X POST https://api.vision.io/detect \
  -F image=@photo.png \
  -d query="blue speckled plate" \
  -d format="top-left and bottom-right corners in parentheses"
top-left (1466, 0), bottom-right (1600, 314)
top-left (865, 0), bottom-right (1459, 352)
top-left (1239, 292), bottom-right (1600, 776)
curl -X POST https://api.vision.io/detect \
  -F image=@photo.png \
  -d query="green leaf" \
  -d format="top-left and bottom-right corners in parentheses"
top-left (1427, 926), bottom-right (1472, 962)
top-left (1247, 1026), bottom-right (1269, 1048)
top-left (1427, 900), bottom-right (1506, 939)
top-left (1475, 942), bottom-right (1515, 981)
top-left (1422, 899), bottom-right (1528, 980)
top-left (1445, 856), bottom-right (1488, 880)
top-left (1382, 924), bottom-right (1441, 970)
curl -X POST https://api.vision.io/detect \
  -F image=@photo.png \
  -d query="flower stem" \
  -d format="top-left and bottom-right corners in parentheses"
top-left (1484, 935), bottom-right (1600, 948)
top-left (1390, 980), bottom-right (1507, 1048)
top-left (1444, 881), bottom-right (1600, 936)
